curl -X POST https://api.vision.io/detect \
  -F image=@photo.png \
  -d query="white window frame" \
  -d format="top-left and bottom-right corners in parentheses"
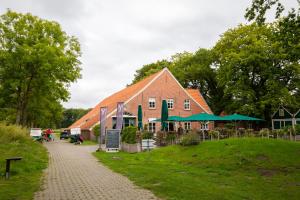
top-left (200, 122), bottom-right (209, 130)
top-left (166, 122), bottom-right (175, 132)
top-left (184, 122), bottom-right (191, 130)
top-left (184, 99), bottom-right (190, 110)
top-left (149, 98), bottom-right (156, 109)
top-left (148, 122), bottom-right (156, 133)
top-left (279, 109), bottom-right (284, 117)
top-left (167, 98), bottom-right (174, 109)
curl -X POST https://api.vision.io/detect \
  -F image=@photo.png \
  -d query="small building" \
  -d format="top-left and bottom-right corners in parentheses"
top-left (68, 68), bottom-right (213, 138)
top-left (271, 106), bottom-right (294, 130)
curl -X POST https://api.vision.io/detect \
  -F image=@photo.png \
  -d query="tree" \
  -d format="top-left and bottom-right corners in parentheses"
top-left (60, 108), bottom-right (91, 128)
top-left (245, 0), bottom-right (284, 25)
top-left (131, 50), bottom-right (226, 114)
top-left (169, 49), bottom-right (226, 114)
top-left (132, 59), bottom-right (171, 84)
top-left (0, 10), bottom-right (81, 127)
top-left (213, 23), bottom-right (299, 121)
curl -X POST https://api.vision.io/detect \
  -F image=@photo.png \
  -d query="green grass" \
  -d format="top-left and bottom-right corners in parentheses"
top-left (82, 140), bottom-right (98, 145)
top-left (94, 138), bottom-right (300, 200)
top-left (0, 124), bottom-right (48, 200)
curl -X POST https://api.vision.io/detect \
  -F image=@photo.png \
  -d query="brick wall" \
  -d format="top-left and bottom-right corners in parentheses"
top-left (105, 70), bottom-right (212, 131)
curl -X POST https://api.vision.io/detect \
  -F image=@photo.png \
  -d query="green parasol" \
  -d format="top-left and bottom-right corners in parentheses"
top-left (138, 105), bottom-right (143, 131)
top-left (161, 100), bottom-right (169, 131)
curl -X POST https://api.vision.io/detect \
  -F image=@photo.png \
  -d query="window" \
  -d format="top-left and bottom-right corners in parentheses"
top-left (184, 99), bottom-right (190, 110)
top-left (149, 98), bottom-right (156, 109)
top-left (200, 122), bottom-right (209, 130)
top-left (148, 122), bottom-right (156, 133)
top-left (184, 122), bottom-right (191, 130)
top-left (279, 109), bottom-right (284, 117)
top-left (167, 122), bottom-right (175, 132)
top-left (167, 99), bottom-right (174, 109)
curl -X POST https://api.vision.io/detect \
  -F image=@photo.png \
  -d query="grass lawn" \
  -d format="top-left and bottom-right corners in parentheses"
top-left (82, 140), bottom-right (98, 145)
top-left (0, 124), bottom-right (48, 200)
top-left (94, 138), bottom-right (300, 200)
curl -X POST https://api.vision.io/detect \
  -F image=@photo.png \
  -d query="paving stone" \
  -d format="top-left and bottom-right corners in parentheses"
top-left (34, 140), bottom-right (158, 200)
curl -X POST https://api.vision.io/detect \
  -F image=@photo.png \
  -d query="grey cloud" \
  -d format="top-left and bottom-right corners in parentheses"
top-left (0, 0), bottom-right (298, 108)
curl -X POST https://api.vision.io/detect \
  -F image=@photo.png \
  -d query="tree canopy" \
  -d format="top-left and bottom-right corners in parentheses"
top-left (0, 10), bottom-right (81, 127)
top-left (131, 1), bottom-right (300, 124)
top-left (60, 108), bottom-right (91, 128)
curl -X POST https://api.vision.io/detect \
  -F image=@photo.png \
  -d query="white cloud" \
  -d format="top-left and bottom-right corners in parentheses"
top-left (0, 0), bottom-right (298, 108)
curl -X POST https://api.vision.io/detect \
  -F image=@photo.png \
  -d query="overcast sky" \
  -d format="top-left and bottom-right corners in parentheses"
top-left (0, 0), bottom-right (298, 109)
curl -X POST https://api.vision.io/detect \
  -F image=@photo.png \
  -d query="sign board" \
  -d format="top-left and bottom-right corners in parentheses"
top-left (105, 129), bottom-right (121, 152)
top-left (30, 128), bottom-right (42, 137)
top-left (142, 139), bottom-right (156, 151)
top-left (70, 128), bottom-right (81, 135)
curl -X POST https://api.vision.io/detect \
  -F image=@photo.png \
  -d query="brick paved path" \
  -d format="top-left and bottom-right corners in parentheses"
top-left (34, 140), bottom-right (158, 200)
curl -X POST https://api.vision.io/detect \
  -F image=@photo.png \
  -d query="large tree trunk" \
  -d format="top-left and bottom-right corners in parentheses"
top-left (15, 75), bottom-right (34, 126)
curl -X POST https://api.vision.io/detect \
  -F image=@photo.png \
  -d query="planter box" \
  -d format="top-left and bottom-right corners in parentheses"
top-left (121, 142), bottom-right (141, 153)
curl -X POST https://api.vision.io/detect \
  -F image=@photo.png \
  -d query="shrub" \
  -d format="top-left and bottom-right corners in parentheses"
top-left (283, 126), bottom-right (295, 136)
top-left (142, 131), bottom-right (153, 139)
top-left (92, 124), bottom-right (100, 137)
top-left (259, 128), bottom-right (270, 137)
top-left (156, 131), bottom-right (166, 146)
top-left (208, 130), bottom-right (219, 139)
top-left (245, 129), bottom-right (255, 137)
top-left (224, 128), bottom-right (236, 137)
top-left (272, 129), bottom-right (285, 138)
top-left (0, 122), bottom-right (29, 143)
top-left (166, 132), bottom-right (176, 144)
top-left (180, 132), bottom-right (199, 146)
top-left (121, 126), bottom-right (138, 144)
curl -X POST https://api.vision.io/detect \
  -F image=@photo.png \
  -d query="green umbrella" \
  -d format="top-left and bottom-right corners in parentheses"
top-left (161, 100), bottom-right (169, 131)
top-left (220, 114), bottom-right (263, 136)
top-left (152, 116), bottom-right (185, 122)
top-left (168, 116), bottom-right (185, 121)
top-left (138, 105), bottom-right (143, 131)
top-left (183, 113), bottom-right (223, 121)
top-left (221, 113), bottom-right (263, 121)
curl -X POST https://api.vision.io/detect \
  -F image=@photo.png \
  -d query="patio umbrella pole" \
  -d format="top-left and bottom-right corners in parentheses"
top-left (201, 122), bottom-right (205, 141)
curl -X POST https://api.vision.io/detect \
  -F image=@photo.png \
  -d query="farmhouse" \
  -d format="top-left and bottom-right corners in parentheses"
top-left (69, 68), bottom-right (213, 137)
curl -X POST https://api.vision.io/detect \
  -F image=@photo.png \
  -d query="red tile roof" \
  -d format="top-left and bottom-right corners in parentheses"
top-left (68, 70), bottom-right (163, 129)
top-left (69, 69), bottom-right (212, 130)
top-left (185, 89), bottom-right (212, 114)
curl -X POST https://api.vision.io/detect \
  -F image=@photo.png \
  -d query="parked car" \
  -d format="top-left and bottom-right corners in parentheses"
top-left (60, 131), bottom-right (70, 140)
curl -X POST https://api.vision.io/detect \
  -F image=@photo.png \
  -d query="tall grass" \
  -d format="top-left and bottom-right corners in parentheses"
top-left (0, 123), bottom-right (48, 200)
top-left (0, 122), bottom-right (29, 143)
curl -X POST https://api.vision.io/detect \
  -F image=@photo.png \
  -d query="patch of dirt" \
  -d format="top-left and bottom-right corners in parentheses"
top-left (257, 167), bottom-right (290, 177)
top-left (256, 154), bottom-right (269, 161)
top-left (257, 168), bottom-right (276, 177)
top-left (112, 156), bottom-right (122, 160)
top-left (152, 182), bottom-right (162, 186)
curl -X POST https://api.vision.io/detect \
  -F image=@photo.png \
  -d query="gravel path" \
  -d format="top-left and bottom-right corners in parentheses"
top-left (34, 140), bottom-right (158, 200)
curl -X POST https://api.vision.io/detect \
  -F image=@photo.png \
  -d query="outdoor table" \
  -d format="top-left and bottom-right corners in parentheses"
top-left (5, 157), bottom-right (22, 179)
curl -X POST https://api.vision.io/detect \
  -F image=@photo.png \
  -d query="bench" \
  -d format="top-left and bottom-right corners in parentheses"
top-left (5, 157), bottom-right (22, 179)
